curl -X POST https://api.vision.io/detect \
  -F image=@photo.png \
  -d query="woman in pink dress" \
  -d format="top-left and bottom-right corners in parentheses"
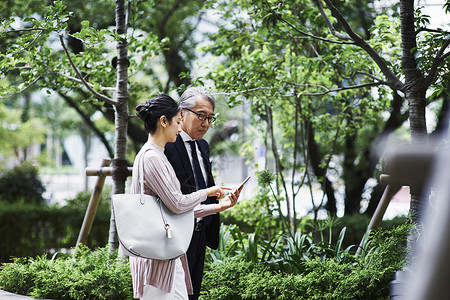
top-left (129, 94), bottom-right (239, 299)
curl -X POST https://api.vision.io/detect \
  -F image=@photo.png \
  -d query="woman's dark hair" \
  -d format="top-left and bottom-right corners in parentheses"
top-left (136, 94), bottom-right (180, 134)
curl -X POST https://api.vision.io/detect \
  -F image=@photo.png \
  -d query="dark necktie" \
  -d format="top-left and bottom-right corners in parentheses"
top-left (188, 140), bottom-right (207, 189)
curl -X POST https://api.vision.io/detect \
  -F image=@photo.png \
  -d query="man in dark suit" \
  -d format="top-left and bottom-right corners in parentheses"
top-left (165, 87), bottom-right (240, 300)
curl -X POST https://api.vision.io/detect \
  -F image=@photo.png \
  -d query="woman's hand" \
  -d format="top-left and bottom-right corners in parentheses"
top-left (215, 188), bottom-right (241, 213)
top-left (206, 186), bottom-right (230, 200)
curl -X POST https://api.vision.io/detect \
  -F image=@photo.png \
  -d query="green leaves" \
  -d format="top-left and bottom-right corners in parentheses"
top-left (202, 223), bottom-right (411, 299)
top-left (0, 103), bottom-right (46, 162)
top-left (0, 245), bottom-right (133, 299)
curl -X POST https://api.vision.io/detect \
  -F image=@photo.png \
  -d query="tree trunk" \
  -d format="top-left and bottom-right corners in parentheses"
top-left (406, 88), bottom-right (428, 224)
top-left (108, 0), bottom-right (130, 252)
top-left (398, 0), bottom-right (430, 263)
top-left (400, 0), bottom-right (428, 225)
top-left (265, 105), bottom-right (292, 231)
top-left (343, 108), bottom-right (364, 215)
top-left (306, 120), bottom-right (337, 216)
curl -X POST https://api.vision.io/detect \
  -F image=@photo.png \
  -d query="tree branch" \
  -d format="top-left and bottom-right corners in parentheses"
top-left (7, 27), bottom-right (46, 55)
top-left (158, 0), bottom-right (184, 37)
top-left (51, 71), bottom-right (116, 92)
top-left (299, 82), bottom-right (383, 96)
top-left (1, 75), bottom-right (42, 98)
top-left (6, 28), bottom-right (46, 33)
top-left (336, 69), bottom-right (386, 83)
top-left (176, 11), bottom-right (204, 50)
top-left (57, 34), bottom-right (118, 106)
top-left (278, 15), bottom-right (354, 45)
top-left (416, 27), bottom-right (450, 35)
top-left (59, 92), bottom-right (114, 158)
top-left (313, 0), bottom-right (351, 40)
top-left (48, 0), bottom-right (117, 106)
top-left (316, 0), bottom-right (404, 91)
top-left (215, 81), bottom-right (385, 98)
top-left (423, 37), bottom-right (450, 88)
top-left (214, 86), bottom-right (273, 96)
top-left (355, 71), bottom-right (385, 82)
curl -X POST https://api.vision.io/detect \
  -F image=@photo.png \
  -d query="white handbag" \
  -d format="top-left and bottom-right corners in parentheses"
top-left (112, 149), bottom-right (194, 260)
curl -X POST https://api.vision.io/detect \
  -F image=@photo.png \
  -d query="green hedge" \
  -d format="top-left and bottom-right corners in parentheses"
top-left (0, 203), bottom-right (110, 263)
top-left (201, 224), bottom-right (409, 299)
top-left (0, 245), bottom-right (132, 299)
top-left (201, 257), bottom-right (397, 299)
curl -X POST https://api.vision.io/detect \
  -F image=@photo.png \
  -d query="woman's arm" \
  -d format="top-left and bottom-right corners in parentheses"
top-left (143, 151), bottom-right (207, 213)
top-left (194, 189), bottom-right (240, 218)
top-left (142, 151), bottom-right (226, 214)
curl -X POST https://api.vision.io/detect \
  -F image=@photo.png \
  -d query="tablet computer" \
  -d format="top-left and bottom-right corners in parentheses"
top-left (237, 176), bottom-right (251, 190)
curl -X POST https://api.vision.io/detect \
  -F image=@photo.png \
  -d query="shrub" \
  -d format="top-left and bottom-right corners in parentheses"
top-left (0, 245), bottom-right (133, 299)
top-left (0, 162), bottom-right (46, 205)
top-left (330, 214), bottom-right (408, 249)
top-left (220, 194), bottom-right (281, 236)
top-left (202, 223), bottom-right (410, 299)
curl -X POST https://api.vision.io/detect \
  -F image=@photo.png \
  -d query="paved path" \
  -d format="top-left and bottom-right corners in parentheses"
top-left (0, 290), bottom-right (43, 299)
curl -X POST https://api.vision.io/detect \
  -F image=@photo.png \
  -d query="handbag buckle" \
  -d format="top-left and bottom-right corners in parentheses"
top-left (165, 224), bottom-right (172, 239)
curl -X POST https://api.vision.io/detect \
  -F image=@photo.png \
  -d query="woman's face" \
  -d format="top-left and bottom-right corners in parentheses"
top-left (165, 112), bottom-right (182, 143)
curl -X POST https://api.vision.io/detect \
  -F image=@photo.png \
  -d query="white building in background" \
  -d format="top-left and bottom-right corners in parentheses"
top-left (40, 134), bottom-right (115, 205)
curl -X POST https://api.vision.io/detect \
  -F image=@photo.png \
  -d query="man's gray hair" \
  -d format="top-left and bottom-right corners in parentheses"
top-left (179, 87), bottom-right (216, 110)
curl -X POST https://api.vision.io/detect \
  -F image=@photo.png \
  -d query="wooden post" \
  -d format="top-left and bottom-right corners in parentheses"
top-left (355, 184), bottom-right (399, 258)
top-left (76, 161), bottom-right (133, 247)
top-left (85, 166), bottom-right (133, 176)
top-left (76, 158), bottom-right (112, 247)
top-left (355, 147), bottom-right (435, 258)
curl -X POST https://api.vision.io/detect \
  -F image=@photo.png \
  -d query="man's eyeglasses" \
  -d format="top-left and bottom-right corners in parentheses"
top-left (185, 108), bottom-right (217, 124)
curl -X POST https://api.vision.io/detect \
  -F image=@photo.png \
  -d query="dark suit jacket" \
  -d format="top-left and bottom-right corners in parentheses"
top-left (164, 135), bottom-right (220, 249)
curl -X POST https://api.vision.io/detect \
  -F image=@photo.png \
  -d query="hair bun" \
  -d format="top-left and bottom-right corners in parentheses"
top-left (136, 103), bottom-right (152, 120)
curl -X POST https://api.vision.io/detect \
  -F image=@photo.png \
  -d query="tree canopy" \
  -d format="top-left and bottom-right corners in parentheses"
top-left (201, 0), bottom-right (449, 228)
top-left (1, 0), bottom-right (449, 235)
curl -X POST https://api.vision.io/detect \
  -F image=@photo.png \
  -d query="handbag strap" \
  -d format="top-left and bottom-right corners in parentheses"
top-left (137, 147), bottom-right (150, 196)
top-left (137, 146), bottom-right (172, 239)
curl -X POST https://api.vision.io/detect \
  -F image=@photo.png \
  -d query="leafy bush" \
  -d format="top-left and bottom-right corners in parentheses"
top-left (202, 223), bottom-right (410, 299)
top-left (220, 190), bottom-right (282, 237)
top-left (202, 258), bottom-right (303, 299)
top-left (202, 256), bottom-right (395, 300)
top-left (0, 245), bottom-right (133, 299)
top-left (329, 214), bottom-right (407, 249)
top-left (0, 162), bottom-right (46, 205)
